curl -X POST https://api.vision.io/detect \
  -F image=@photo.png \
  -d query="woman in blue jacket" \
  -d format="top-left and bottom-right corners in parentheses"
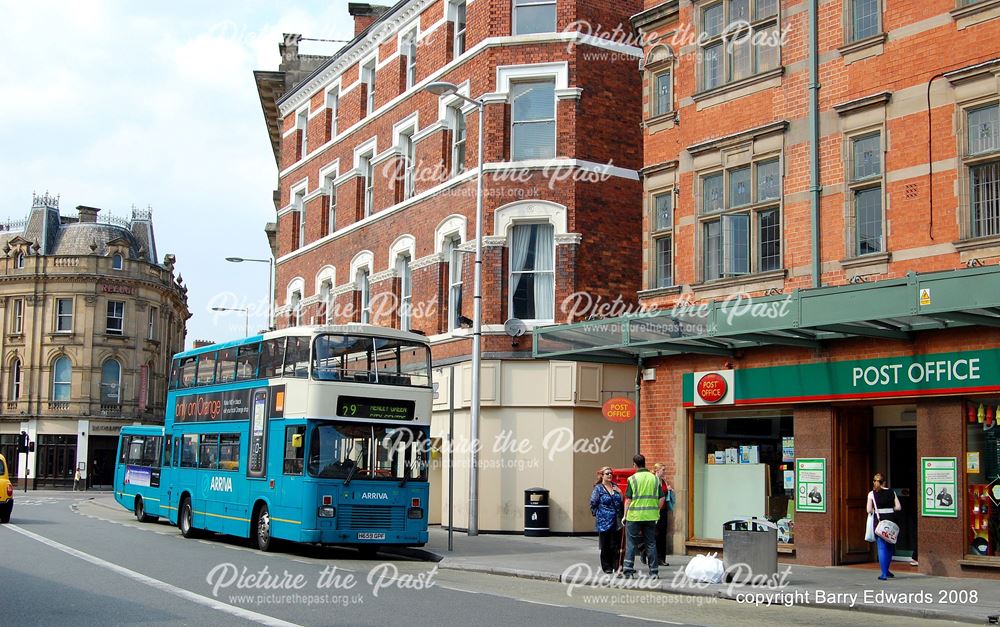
top-left (590, 466), bottom-right (624, 573)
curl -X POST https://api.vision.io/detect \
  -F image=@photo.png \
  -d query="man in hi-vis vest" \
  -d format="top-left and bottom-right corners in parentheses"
top-left (622, 453), bottom-right (664, 578)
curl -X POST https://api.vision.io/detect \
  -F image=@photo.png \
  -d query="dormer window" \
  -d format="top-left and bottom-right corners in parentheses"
top-left (14, 252), bottom-right (24, 269)
top-left (112, 253), bottom-right (124, 270)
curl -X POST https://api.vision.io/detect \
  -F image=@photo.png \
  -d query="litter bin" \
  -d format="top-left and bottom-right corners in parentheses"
top-left (524, 488), bottom-right (549, 537)
top-left (722, 518), bottom-right (777, 582)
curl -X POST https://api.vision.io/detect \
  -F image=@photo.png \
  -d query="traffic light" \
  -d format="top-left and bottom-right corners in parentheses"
top-left (17, 431), bottom-right (27, 453)
top-left (28, 441), bottom-right (34, 453)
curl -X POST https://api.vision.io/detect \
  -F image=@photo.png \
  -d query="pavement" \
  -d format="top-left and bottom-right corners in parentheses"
top-left (38, 493), bottom-right (1000, 623)
top-left (425, 527), bottom-right (1000, 624)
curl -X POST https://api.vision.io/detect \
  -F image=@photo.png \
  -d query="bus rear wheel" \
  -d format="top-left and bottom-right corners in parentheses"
top-left (179, 497), bottom-right (198, 538)
top-left (254, 503), bottom-right (273, 552)
top-left (134, 496), bottom-right (157, 523)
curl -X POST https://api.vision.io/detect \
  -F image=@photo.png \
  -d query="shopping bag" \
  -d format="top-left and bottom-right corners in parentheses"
top-left (684, 552), bottom-right (724, 584)
top-left (865, 513), bottom-right (875, 543)
top-left (875, 520), bottom-right (899, 544)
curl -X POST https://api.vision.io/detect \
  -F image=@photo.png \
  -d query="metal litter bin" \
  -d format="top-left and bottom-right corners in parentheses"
top-left (723, 518), bottom-right (777, 582)
top-left (524, 488), bottom-right (549, 537)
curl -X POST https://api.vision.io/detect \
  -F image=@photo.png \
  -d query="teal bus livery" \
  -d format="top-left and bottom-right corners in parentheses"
top-left (114, 324), bottom-right (432, 553)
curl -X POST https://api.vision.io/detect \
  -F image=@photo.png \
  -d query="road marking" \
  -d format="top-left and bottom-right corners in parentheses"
top-left (619, 615), bottom-right (682, 624)
top-left (519, 598), bottom-right (567, 608)
top-left (438, 584), bottom-right (482, 594)
top-left (1, 524), bottom-right (301, 627)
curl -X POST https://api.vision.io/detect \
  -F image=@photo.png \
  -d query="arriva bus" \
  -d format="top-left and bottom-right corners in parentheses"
top-left (114, 325), bottom-right (432, 553)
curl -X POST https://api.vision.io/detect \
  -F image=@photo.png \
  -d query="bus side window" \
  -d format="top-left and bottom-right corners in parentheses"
top-left (283, 426), bottom-right (305, 475)
top-left (199, 434), bottom-right (219, 469)
top-left (259, 338), bottom-right (286, 379)
top-left (169, 359), bottom-right (181, 390)
top-left (119, 435), bottom-right (131, 464)
top-left (283, 337), bottom-right (310, 379)
top-left (164, 436), bottom-right (173, 468)
top-left (236, 343), bottom-right (260, 381)
top-left (216, 347), bottom-right (237, 383)
top-left (142, 436), bottom-right (161, 468)
top-left (173, 437), bottom-right (181, 466)
top-left (181, 357), bottom-right (197, 388)
top-left (219, 434), bottom-right (240, 471)
top-left (197, 351), bottom-right (218, 386)
top-left (180, 435), bottom-right (198, 467)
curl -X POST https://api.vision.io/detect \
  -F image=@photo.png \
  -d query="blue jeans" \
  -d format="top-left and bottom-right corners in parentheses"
top-left (623, 520), bottom-right (658, 576)
top-left (876, 535), bottom-right (894, 578)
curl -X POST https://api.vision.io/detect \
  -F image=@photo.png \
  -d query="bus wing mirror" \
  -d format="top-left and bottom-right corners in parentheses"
top-left (292, 434), bottom-right (303, 448)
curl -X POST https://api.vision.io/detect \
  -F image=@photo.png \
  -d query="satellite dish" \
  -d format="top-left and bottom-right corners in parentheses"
top-left (504, 318), bottom-right (527, 338)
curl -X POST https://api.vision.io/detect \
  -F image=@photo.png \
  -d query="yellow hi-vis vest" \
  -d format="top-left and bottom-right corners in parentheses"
top-left (626, 469), bottom-right (661, 522)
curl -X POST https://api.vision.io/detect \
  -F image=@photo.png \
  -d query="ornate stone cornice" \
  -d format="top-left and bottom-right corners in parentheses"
top-left (412, 253), bottom-right (444, 270)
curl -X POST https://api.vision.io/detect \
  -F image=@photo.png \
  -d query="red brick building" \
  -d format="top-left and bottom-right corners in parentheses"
top-left (535, 0), bottom-right (1000, 576)
top-left (255, 1), bottom-right (649, 532)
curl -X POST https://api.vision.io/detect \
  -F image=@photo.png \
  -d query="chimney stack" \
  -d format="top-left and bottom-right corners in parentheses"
top-left (77, 206), bottom-right (100, 223)
top-left (193, 339), bottom-right (215, 349)
top-left (348, 3), bottom-right (389, 37)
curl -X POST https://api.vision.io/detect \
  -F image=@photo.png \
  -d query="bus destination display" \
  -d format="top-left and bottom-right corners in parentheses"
top-left (337, 396), bottom-right (415, 421)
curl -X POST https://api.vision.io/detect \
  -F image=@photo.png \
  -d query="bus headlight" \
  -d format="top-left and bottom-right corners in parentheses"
top-left (407, 507), bottom-right (423, 519)
top-left (318, 506), bottom-right (337, 518)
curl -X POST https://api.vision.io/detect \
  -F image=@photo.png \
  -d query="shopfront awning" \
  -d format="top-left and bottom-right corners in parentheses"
top-left (533, 265), bottom-right (1000, 362)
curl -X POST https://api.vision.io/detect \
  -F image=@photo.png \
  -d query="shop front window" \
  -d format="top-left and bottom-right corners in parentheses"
top-left (966, 399), bottom-right (1000, 558)
top-left (692, 412), bottom-right (795, 543)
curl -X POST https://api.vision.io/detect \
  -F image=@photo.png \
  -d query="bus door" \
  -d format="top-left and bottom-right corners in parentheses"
top-left (276, 423), bottom-right (306, 517)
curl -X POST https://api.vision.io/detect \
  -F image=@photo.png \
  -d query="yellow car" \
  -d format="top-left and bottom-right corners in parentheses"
top-left (0, 453), bottom-right (12, 523)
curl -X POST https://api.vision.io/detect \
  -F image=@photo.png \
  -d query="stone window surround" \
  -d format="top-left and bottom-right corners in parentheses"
top-left (644, 44), bottom-right (676, 128)
top-left (688, 121), bottom-right (787, 286)
top-left (692, 0), bottom-right (782, 96)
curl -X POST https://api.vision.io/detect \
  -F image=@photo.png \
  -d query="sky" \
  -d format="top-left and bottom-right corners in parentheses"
top-left (0, 0), bottom-right (357, 347)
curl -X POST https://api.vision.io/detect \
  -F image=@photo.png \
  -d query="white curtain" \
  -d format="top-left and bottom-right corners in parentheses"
top-left (533, 225), bottom-right (554, 319)
top-left (510, 225), bottom-right (531, 315)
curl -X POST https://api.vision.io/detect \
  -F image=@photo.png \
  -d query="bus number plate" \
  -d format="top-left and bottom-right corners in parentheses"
top-left (357, 532), bottom-right (385, 540)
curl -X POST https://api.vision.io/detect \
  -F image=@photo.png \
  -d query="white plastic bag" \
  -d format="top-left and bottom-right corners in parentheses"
top-left (684, 552), bottom-right (724, 584)
top-left (865, 513), bottom-right (875, 543)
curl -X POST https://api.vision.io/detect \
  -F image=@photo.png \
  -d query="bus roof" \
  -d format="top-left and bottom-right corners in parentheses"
top-left (172, 324), bottom-right (430, 360)
top-left (120, 425), bottom-right (165, 435)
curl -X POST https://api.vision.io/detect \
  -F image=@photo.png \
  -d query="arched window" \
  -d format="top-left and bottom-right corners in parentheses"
top-left (52, 356), bottom-right (71, 401)
top-left (111, 253), bottom-right (124, 270)
top-left (100, 359), bottom-right (121, 406)
top-left (9, 358), bottom-right (22, 400)
top-left (290, 291), bottom-right (302, 327)
top-left (14, 252), bottom-right (24, 269)
top-left (357, 268), bottom-right (371, 324)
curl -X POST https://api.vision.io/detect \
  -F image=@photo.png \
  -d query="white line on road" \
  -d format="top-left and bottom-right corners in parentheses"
top-left (518, 598), bottom-right (567, 608)
top-left (619, 614), bottom-right (682, 624)
top-left (438, 585), bottom-right (482, 594)
top-left (1, 524), bottom-right (301, 627)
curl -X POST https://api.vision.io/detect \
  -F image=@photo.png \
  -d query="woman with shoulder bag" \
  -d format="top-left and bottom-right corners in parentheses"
top-left (867, 472), bottom-right (902, 581)
top-left (590, 466), bottom-right (624, 574)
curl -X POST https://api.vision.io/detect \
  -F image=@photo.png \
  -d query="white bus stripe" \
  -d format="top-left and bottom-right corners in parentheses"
top-left (2, 524), bottom-right (301, 627)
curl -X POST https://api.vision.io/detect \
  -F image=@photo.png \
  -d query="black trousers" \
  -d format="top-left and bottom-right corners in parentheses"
top-left (598, 527), bottom-right (621, 572)
top-left (655, 508), bottom-right (669, 560)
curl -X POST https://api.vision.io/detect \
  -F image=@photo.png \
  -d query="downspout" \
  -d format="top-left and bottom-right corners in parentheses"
top-left (808, 0), bottom-right (822, 288)
top-left (635, 357), bottom-right (642, 454)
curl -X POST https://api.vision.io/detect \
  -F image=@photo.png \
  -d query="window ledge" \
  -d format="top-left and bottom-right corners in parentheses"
top-left (952, 0), bottom-right (1000, 29)
top-left (959, 556), bottom-right (1000, 568)
top-left (840, 251), bottom-right (891, 269)
top-left (954, 234), bottom-right (1000, 252)
top-left (642, 111), bottom-right (677, 133)
top-left (692, 68), bottom-right (784, 105)
top-left (691, 269), bottom-right (788, 294)
top-left (638, 285), bottom-right (682, 299)
top-left (104, 333), bottom-right (130, 340)
top-left (837, 33), bottom-right (887, 60)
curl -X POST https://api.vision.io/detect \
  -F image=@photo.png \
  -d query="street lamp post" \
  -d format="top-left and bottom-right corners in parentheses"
top-left (425, 81), bottom-right (484, 535)
top-left (212, 307), bottom-right (249, 337)
top-left (225, 256), bottom-right (274, 331)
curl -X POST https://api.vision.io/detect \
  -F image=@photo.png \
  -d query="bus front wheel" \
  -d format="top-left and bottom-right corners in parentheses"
top-left (134, 496), bottom-right (157, 523)
top-left (254, 503), bottom-right (273, 552)
top-left (179, 497), bottom-right (198, 538)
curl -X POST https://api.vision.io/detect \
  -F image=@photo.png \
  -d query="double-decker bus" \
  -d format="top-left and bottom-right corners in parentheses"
top-left (114, 325), bottom-right (432, 552)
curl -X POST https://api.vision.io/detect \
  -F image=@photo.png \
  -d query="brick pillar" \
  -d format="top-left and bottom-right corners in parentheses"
top-left (792, 405), bottom-right (836, 566)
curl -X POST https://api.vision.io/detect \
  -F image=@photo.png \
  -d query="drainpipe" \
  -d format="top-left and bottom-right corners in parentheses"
top-left (808, 0), bottom-right (822, 288)
top-left (635, 357), bottom-right (642, 454)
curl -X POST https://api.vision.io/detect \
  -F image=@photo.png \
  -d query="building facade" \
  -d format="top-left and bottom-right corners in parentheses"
top-left (0, 195), bottom-right (189, 489)
top-left (256, 0), bottom-right (650, 532)
top-left (534, 0), bottom-right (1000, 576)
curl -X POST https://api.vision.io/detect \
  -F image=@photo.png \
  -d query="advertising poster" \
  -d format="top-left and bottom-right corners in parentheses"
top-left (795, 458), bottom-right (826, 513)
top-left (921, 457), bottom-right (958, 517)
